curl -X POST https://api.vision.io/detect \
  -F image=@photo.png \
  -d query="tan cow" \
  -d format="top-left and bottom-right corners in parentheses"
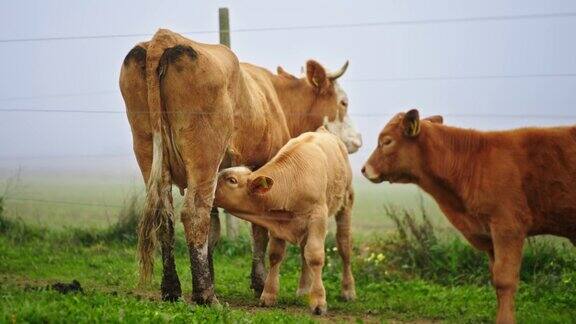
top-left (214, 129), bottom-right (356, 315)
top-left (362, 109), bottom-right (576, 324)
top-left (119, 28), bottom-right (361, 304)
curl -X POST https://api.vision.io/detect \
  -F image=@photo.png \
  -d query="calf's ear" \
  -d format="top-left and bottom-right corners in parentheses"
top-left (249, 176), bottom-right (274, 195)
top-left (306, 60), bottom-right (329, 92)
top-left (423, 115), bottom-right (443, 124)
top-left (403, 109), bottom-right (421, 138)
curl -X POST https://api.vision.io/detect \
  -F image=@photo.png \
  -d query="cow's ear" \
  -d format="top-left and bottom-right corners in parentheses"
top-left (403, 109), bottom-right (421, 138)
top-left (306, 60), bottom-right (329, 92)
top-left (277, 66), bottom-right (297, 80)
top-left (424, 115), bottom-right (443, 124)
top-left (249, 176), bottom-right (274, 195)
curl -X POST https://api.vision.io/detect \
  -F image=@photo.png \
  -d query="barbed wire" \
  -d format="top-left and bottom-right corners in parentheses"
top-left (0, 107), bottom-right (575, 119)
top-left (1, 11), bottom-right (575, 43)
top-left (0, 90), bottom-right (119, 102)
top-left (5, 196), bottom-right (124, 208)
top-left (1, 71), bottom-right (575, 102)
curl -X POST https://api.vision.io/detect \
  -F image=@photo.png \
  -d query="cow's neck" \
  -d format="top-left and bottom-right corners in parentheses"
top-left (271, 76), bottom-right (322, 137)
top-left (418, 124), bottom-right (489, 214)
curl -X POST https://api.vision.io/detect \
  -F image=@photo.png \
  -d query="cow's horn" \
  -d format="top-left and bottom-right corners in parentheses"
top-left (329, 60), bottom-right (349, 80)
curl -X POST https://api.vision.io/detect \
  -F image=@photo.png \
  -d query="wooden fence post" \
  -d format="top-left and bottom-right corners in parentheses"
top-left (219, 7), bottom-right (239, 239)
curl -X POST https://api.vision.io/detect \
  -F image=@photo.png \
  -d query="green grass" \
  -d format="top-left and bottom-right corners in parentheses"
top-left (1, 195), bottom-right (575, 323)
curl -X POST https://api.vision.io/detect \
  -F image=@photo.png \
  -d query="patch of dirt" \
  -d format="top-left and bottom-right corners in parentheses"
top-left (50, 280), bottom-right (83, 294)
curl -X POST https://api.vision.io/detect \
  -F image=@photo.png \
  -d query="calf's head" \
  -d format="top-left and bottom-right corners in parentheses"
top-left (214, 167), bottom-right (275, 214)
top-left (281, 60), bottom-right (362, 153)
top-left (362, 109), bottom-right (443, 184)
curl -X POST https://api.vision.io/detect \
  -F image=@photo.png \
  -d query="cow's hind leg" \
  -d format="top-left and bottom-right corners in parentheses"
top-left (180, 174), bottom-right (220, 305)
top-left (251, 224), bottom-right (269, 297)
top-left (123, 44), bottom-right (183, 300)
top-left (335, 190), bottom-right (356, 301)
top-left (157, 204), bottom-right (182, 301)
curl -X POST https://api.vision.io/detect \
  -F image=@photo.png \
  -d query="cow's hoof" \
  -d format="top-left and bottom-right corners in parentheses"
top-left (251, 279), bottom-right (265, 298)
top-left (340, 289), bottom-right (356, 302)
top-left (311, 304), bottom-right (327, 316)
top-left (161, 293), bottom-right (181, 302)
top-left (193, 290), bottom-right (220, 306)
top-left (259, 292), bottom-right (277, 307)
top-left (161, 285), bottom-right (182, 302)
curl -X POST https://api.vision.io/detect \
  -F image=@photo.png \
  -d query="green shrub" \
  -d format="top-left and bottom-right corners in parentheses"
top-left (356, 203), bottom-right (576, 292)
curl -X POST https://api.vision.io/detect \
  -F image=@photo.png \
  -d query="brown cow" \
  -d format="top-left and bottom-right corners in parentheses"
top-left (119, 28), bottom-right (361, 304)
top-left (214, 129), bottom-right (356, 315)
top-left (362, 109), bottom-right (576, 323)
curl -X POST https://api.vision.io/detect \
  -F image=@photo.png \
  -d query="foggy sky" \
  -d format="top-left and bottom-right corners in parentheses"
top-left (1, 0), bottom-right (576, 177)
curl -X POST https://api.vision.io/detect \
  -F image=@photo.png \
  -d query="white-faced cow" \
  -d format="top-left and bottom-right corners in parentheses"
top-left (119, 29), bottom-right (361, 304)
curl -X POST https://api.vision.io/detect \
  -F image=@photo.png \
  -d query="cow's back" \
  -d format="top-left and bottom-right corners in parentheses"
top-left (228, 63), bottom-right (292, 167)
top-left (260, 130), bottom-right (352, 215)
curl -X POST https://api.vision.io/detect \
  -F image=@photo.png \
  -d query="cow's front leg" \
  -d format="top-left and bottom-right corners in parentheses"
top-left (260, 236), bottom-right (286, 306)
top-left (304, 212), bottom-right (328, 315)
top-left (251, 223), bottom-right (269, 297)
top-left (181, 183), bottom-right (218, 305)
top-left (490, 221), bottom-right (525, 324)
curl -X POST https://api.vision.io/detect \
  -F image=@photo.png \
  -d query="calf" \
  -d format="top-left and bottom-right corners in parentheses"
top-left (214, 129), bottom-right (356, 315)
top-left (362, 109), bottom-right (576, 324)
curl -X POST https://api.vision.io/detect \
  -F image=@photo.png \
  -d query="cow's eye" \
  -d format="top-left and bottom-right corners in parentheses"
top-left (380, 137), bottom-right (393, 147)
top-left (340, 100), bottom-right (348, 107)
top-left (227, 177), bottom-right (238, 185)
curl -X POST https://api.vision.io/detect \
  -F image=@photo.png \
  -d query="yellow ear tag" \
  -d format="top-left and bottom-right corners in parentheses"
top-left (411, 120), bottom-right (421, 136)
top-left (311, 78), bottom-right (318, 87)
top-left (260, 177), bottom-right (268, 188)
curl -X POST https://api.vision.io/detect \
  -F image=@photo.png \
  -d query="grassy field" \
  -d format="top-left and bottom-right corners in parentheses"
top-left (1, 172), bottom-right (447, 233)
top-left (1, 189), bottom-right (575, 323)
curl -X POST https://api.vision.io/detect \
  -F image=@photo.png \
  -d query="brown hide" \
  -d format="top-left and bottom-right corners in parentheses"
top-left (362, 109), bottom-right (576, 323)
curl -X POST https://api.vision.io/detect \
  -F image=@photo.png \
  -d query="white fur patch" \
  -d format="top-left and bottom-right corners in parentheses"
top-left (219, 166), bottom-right (252, 177)
top-left (324, 82), bottom-right (362, 154)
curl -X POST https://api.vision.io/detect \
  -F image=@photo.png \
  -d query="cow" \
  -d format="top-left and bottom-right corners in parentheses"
top-left (119, 28), bottom-right (361, 305)
top-left (361, 109), bottom-right (576, 324)
top-left (214, 129), bottom-right (356, 315)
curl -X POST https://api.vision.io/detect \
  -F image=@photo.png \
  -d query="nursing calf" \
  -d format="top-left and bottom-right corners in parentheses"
top-left (215, 130), bottom-right (356, 315)
top-left (362, 109), bottom-right (576, 324)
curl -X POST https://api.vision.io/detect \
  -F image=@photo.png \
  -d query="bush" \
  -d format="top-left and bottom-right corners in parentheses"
top-left (356, 203), bottom-right (576, 290)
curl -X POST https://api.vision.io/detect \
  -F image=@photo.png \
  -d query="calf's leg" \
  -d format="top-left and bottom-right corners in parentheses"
top-left (251, 223), bottom-right (269, 297)
top-left (304, 212), bottom-right (328, 315)
top-left (260, 237), bottom-right (286, 306)
top-left (335, 199), bottom-right (356, 301)
top-left (490, 224), bottom-right (525, 324)
top-left (297, 239), bottom-right (313, 296)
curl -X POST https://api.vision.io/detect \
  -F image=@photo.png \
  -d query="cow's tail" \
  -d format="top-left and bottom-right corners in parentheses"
top-left (137, 29), bottom-right (176, 284)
